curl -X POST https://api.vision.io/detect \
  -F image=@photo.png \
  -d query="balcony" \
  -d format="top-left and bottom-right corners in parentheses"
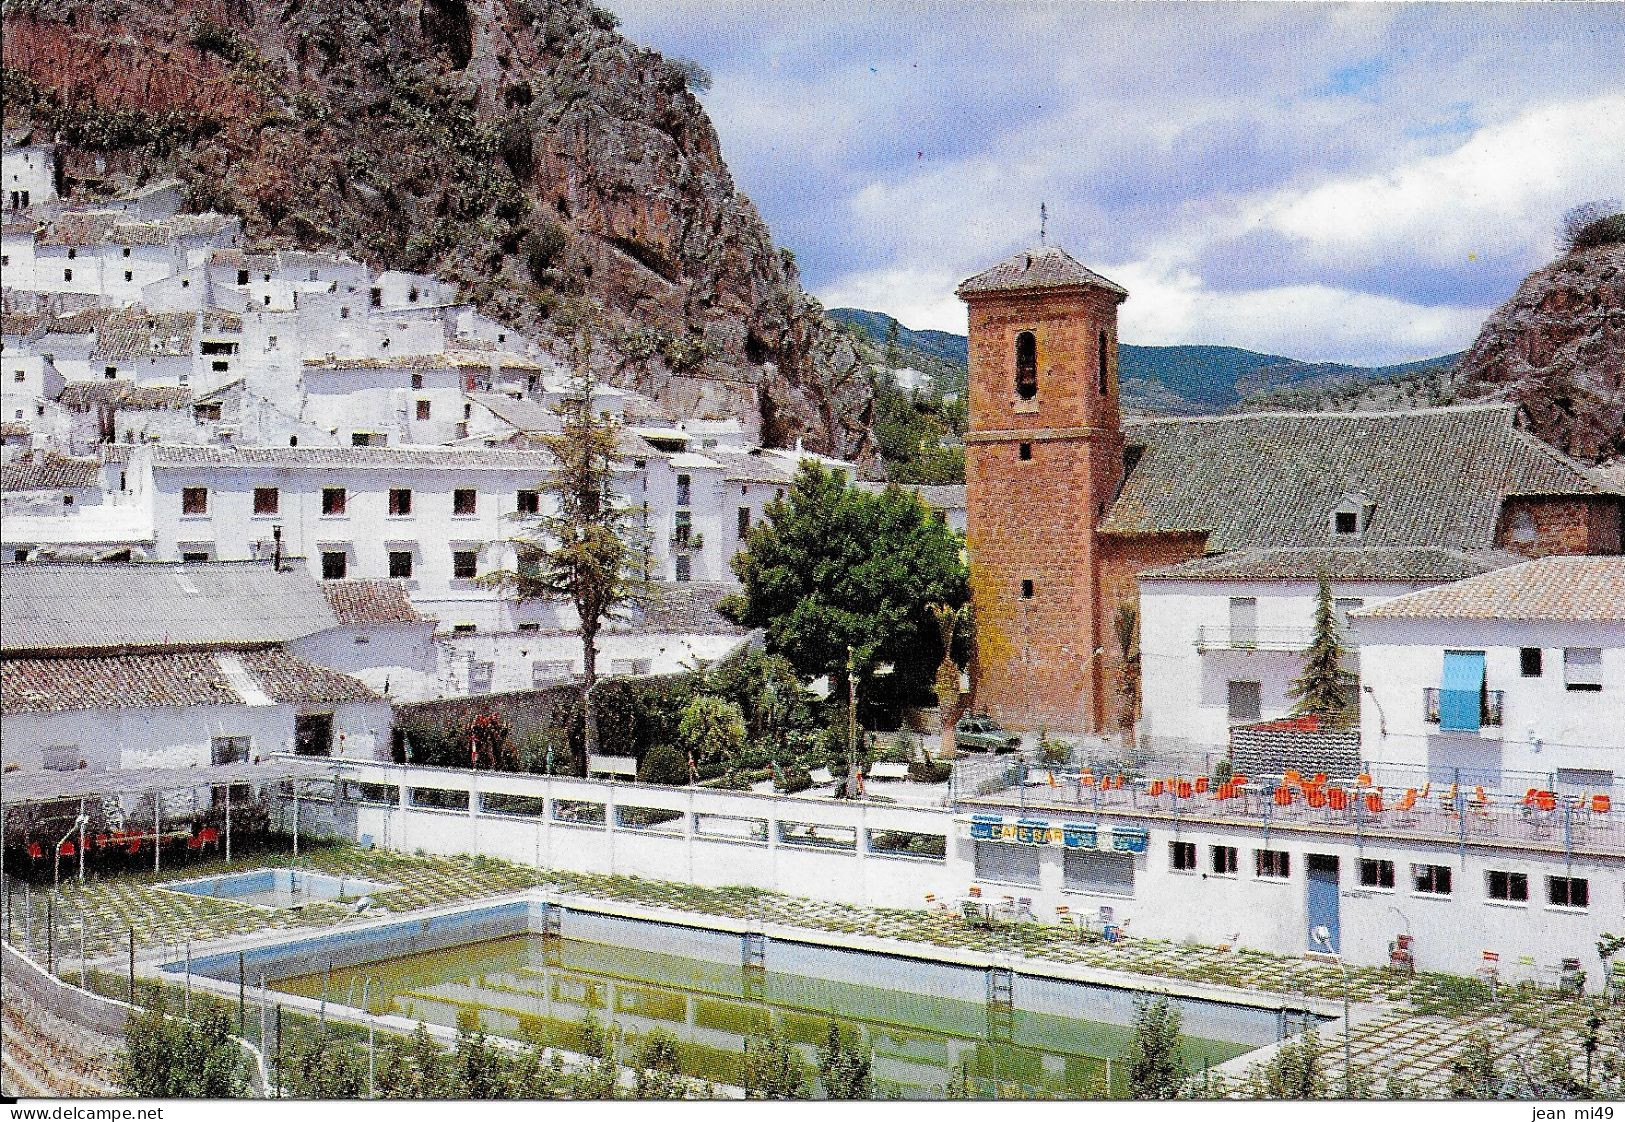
top-left (1424, 687), bottom-right (1504, 728)
top-left (1194, 626), bottom-right (1314, 653)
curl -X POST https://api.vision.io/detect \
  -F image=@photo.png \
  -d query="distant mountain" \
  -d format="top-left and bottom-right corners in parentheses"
top-left (829, 307), bottom-right (1461, 416)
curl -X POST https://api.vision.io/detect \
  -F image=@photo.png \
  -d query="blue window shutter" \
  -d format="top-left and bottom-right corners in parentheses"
top-left (1439, 651), bottom-right (1486, 732)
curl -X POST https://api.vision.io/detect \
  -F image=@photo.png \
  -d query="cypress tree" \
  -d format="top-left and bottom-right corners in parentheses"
top-left (1287, 571), bottom-right (1358, 726)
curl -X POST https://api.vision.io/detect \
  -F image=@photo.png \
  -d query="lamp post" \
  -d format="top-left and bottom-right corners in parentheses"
top-left (53, 815), bottom-right (88, 892)
top-left (1311, 924), bottom-right (1352, 1095)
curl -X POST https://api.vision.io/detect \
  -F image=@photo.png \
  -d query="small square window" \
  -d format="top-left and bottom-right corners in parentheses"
top-left (1547, 875), bottom-right (1588, 909)
top-left (1333, 510), bottom-right (1358, 535)
top-left (321, 551), bottom-right (348, 580)
top-left (411, 373), bottom-right (424, 390)
top-left (1564, 647), bottom-right (1602, 692)
top-left (453, 489), bottom-right (477, 516)
top-left (452, 550), bottom-right (478, 580)
top-left (1412, 863), bottom-right (1452, 896)
top-left (416, 399), bottom-right (431, 420)
top-left (123, 270), bottom-right (133, 282)
top-left (1486, 870), bottom-right (1527, 902)
top-left (1226, 680), bottom-right (1261, 722)
top-left (388, 551), bottom-right (414, 579)
top-left (1210, 845), bottom-right (1238, 875)
top-left (1018, 442), bottom-right (1033, 461)
top-left (1255, 849), bottom-right (1290, 879)
top-left (1359, 859), bottom-right (1395, 889)
top-left (517, 489), bottom-right (540, 515)
top-left (452, 623), bottom-right (476, 635)
top-left (388, 488), bottom-right (413, 516)
top-left (105, 366), bottom-right (118, 379)
top-left (181, 486), bottom-right (208, 515)
top-left (1520, 648), bottom-right (1543, 677)
top-left (123, 247), bottom-right (131, 258)
top-left (237, 269), bottom-right (249, 285)
top-left (1020, 579), bottom-right (1034, 599)
top-left (181, 551), bottom-right (211, 564)
top-left (1170, 841), bottom-right (1197, 871)
top-left (253, 487), bottom-right (279, 515)
top-left (321, 487), bottom-right (347, 516)
top-left (63, 268), bottom-right (73, 282)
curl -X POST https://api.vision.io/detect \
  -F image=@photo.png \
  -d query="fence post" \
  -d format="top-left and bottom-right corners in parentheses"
top-left (46, 893), bottom-right (55, 975)
top-left (239, 951), bottom-right (247, 1035)
top-left (128, 927), bottom-right (136, 1006)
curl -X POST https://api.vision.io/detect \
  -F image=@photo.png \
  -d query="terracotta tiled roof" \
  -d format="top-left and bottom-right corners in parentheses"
top-left (956, 246), bottom-right (1129, 300)
top-left (1, 312), bottom-right (43, 336)
top-left (0, 422), bottom-right (30, 439)
top-left (321, 580), bottom-right (424, 625)
top-left (39, 212), bottom-right (120, 248)
top-left (43, 307), bottom-right (115, 335)
top-left (0, 451), bottom-right (100, 492)
top-left (1, 646), bottom-right (379, 714)
top-left (1140, 546), bottom-right (1525, 583)
top-left (58, 381), bottom-right (192, 411)
top-left (1101, 404), bottom-right (1607, 550)
top-left (1357, 556), bottom-right (1625, 622)
top-left (92, 309), bottom-right (195, 360)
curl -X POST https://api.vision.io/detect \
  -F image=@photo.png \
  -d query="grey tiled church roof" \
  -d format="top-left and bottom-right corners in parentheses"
top-left (956, 246), bottom-right (1129, 300)
top-left (1102, 404), bottom-right (1607, 550)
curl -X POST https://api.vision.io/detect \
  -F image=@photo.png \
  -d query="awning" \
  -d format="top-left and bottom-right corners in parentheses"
top-left (1440, 650), bottom-right (1486, 732)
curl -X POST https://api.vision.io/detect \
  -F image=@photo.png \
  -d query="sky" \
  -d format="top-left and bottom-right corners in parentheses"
top-left (607, 1), bottom-right (1625, 365)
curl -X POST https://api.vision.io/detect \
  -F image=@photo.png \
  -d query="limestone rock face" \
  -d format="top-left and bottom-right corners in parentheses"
top-left (2, 0), bottom-right (877, 466)
top-left (1453, 243), bottom-right (1625, 464)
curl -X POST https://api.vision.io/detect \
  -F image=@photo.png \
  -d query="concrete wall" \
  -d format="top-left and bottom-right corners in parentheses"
top-left (1358, 617), bottom-right (1625, 778)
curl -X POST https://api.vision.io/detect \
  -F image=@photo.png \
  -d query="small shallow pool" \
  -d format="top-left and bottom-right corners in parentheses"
top-left (163, 869), bottom-right (393, 910)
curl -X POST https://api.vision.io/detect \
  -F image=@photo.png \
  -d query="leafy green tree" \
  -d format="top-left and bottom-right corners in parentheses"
top-left (1255, 1032), bottom-right (1328, 1098)
top-left (723, 463), bottom-right (968, 702)
top-left (281, 1027), bottom-right (366, 1097)
top-left (638, 742), bottom-right (689, 785)
top-left (1287, 571), bottom-right (1357, 726)
top-left (742, 1027), bottom-right (810, 1099)
top-left (486, 333), bottom-right (651, 756)
top-left (816, 1021), bottom-right (872, 1100)
top-left (375, 1023), bottom-right (455, 1099)
top-left (455, 1026), bottom-right (510, 1098)
top-left (677, 695), bottom-right (747, 765)
top-left (117, 1001), bottom-right (248, 1098)
top-left (1126, 996), bottom-right (1188, 1099)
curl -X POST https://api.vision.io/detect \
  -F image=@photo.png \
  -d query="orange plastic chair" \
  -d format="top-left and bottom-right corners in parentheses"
top-left (968, 885), bottom-right (982, 899)
top-left (1306, 788), bottom-right (1328, 810)
top-left (1593, 794), bottom-right (1613, 815)
top-left (1419, 782), bottom-right (1431, 798)
top-left (1284, 770), bottom-right (1303, 788)
top-left (1328, 788), bottom-right (1349, 811)
top-left (1149, 780), bottom-right (1165, 798)
top-left (1365, 792), bottom-right (1384, 815)
top-left (1080, 772), bottom-right (1095, 788)
top-left (1230, 774), bottom-right (1249, 786)
top-left (1176, 780), bottom-right (1193, 799)
top-left (1356, 773), bottom-right (1373, 788)
top-left (1195, 776), bottom-right (1210, 794)
top-left (1273, 786), bottom-right (1294, 807)
top-left (1536, 791), bottom-right (1557, 812)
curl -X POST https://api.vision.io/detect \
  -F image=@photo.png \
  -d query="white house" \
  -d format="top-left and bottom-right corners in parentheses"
top-left (1137, 547), bottom-right (1522, 753)
top-left (2, 143), bottom-right (56, 212)
top-left (1356, 556), bottom-right (1625, 788)
top-left (0, 561), bottom-right (394, 776)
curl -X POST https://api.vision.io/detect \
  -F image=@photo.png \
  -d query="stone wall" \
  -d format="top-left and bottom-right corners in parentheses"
top-left (1498, 495), bottom-right (1623, 557)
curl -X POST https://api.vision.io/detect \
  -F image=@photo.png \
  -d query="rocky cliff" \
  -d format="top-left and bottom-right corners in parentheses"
top-left (1, 0), bottom-right (877, 464)
top-left (1452, 241), bottom-right (1625, 464)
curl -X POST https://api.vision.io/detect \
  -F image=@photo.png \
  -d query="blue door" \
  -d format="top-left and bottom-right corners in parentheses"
top-left (1306, 854), bottom-right (1340, 954)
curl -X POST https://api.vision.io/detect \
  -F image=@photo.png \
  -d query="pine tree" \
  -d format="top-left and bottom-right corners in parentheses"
top-left (1287, 571), bottom-right (1357, 726)
top-left (485, 331), bottom-right (652, 757)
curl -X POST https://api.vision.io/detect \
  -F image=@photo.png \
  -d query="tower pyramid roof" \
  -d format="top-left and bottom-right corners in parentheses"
top-left (955, 246), bottom-right (1128, 301)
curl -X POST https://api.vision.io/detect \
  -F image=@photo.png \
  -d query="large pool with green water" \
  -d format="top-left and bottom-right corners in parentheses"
top-left (265, 919), bottom-right (1277, 1098)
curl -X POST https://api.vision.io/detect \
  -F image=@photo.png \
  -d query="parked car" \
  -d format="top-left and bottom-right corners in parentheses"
top-left (954, 714), bottom-right (1020, 753)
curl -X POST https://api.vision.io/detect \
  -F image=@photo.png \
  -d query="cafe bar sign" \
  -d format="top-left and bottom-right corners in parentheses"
top-left (964, 814), bottom-right (1148, 853)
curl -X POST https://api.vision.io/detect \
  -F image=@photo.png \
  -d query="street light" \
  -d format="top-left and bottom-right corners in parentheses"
top-left (1311, 924), bottom-right (1352, 1095)
top-left (53, 814), bottom-right (88, 892)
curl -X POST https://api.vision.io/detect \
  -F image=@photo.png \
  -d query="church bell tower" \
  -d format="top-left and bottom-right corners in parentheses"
top-left (955, 246), bottom-right (1128, 732)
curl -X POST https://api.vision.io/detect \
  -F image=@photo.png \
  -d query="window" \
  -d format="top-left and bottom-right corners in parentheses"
top-left (1020, 579), bottom-right (1034, 600)
top-left (11, 370), bottom-right (21, 382)
top-left (43, 745), bottom-right (80, 772)
top-left (453, 488), bottom-right (477, 516)
top-left (1255, 849), bottom-right (1290, 879)
top-left (181, 486), bottom-right (208, 515)
top-left (67, 248), bottom-right (76, 260)
top-left (181, 551), bottom-right (211, 564)
top-left (1412, 863), bottom-right (1452, 896)
top-left (517, 489), bottom-right (540, 514)
top-left (370, 287), bottom-right (382, 307)
top-left (676, 474), bottom-right (691, 507)
top-left (1227, 680), bottom-right (1261, 722)
top-left (675, 554), bottom-right (691, 582)
top-left (388, 488), bottom-right (412, 516)
top-left (124, 270), bottom-right (132, 283)
top-left (351, 432), bottom-right (371, 447)
top-left (308, 268), bottom-right (319, 281)
top-left (674, 510), bottom-right (692, 545)
top-left (411, 373), bottom-right (424, 389)
top-left (1019, 442), bottom-right (1032, 461)
top-left (1170, 841), bottom-right (1197, 871)
top-left (237, 269), bottom-right (249, 286)
top-left (1097, 329), bottom-right (1109, 394)
top-left (321, 551), bottom-right (348, 580)
top-left (975, 840), bottom-right (1040, 886)
top-left (452, 550), bottom-right (478, 580)
top-left (1508, 506), bottom-right (1537, 543)
top-left (1547, 876), bottom-right (1589, 909)
top-left (452, 623), bottom-right (476, 634)
top-left (1228, 595), bottom-right (1257, 645)
top-left (211, 736), bottom-right (250, 765)
top-left (1520, 647), bottom-right (1543, 677)
top-left (1334, 510), bottom-right (1358, 536)
top-left (1359, 859), bottom-right (1395, 889)
top-left (1014, 331), bottom-right (1037, 399)
top-left (62, 494), bottom-right (74, 507)
top-left (1198, 845), bottom-right (1236, 875)
top-left (211, 360), bottom-right (229, 373)
top-left (1486, 870), bottom-right (1528, 902)
top-left (738, 507), bottom-right (751, 537)
top-left (252, 487), bottom-right (279, 515)
top-left (388, 551), bottom-right (414, 579)
top-left (63, 268), bottom-right (72, 282)
top-left (123, 247), bottom-right (131, 258)
top-left (105, 366), bottom-right (118, 379)
top-left (321, 487), bottom-right (346, 516)
top-left (416, 399), bottom-right (431, 420)
top-left (1564, 647), bottom-right (1602, 692)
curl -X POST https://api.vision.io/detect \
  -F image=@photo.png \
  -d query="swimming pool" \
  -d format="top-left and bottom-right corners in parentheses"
top-left (161, 869), bottom-right (393, 910)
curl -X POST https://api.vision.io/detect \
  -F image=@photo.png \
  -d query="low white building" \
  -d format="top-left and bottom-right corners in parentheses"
top-left (1137, 547), bottom-right (1522, 754)
top-left (3, 143), bottom-right (56, 212)
top-left (1, 561), bottom-right (394, 776)
top-left (1356, 556), bottom-right (1625, 788)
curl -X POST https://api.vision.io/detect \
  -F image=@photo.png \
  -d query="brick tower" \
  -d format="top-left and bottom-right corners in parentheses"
top-left (955, 247), bottom-right (1128, 732)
